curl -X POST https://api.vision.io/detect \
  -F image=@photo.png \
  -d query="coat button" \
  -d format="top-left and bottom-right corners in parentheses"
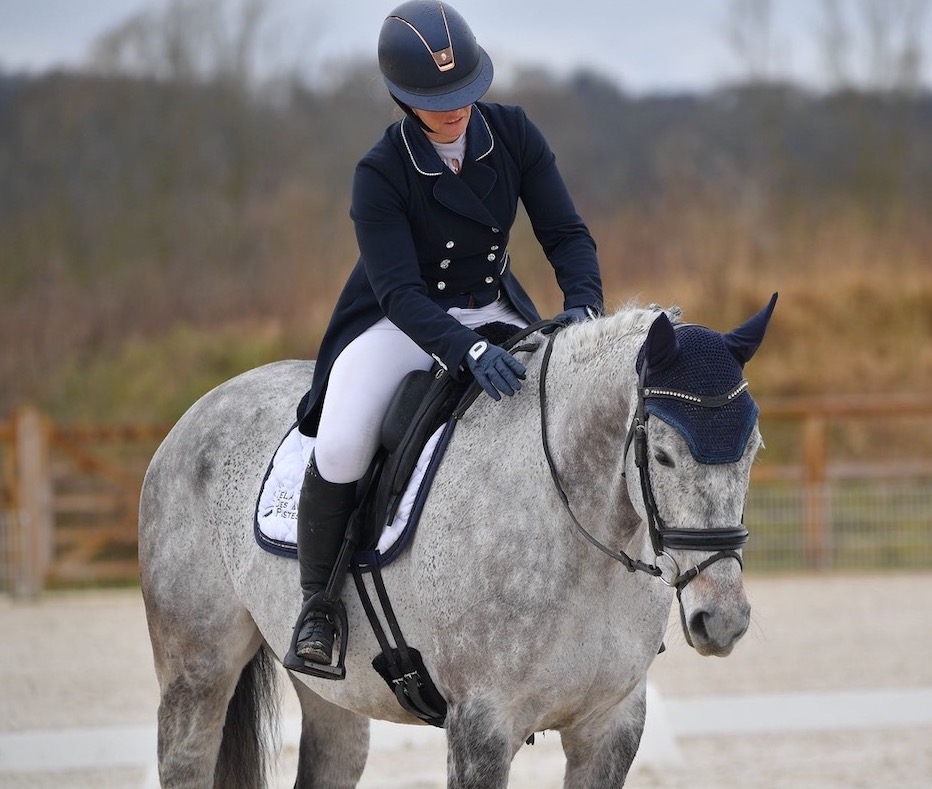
top-left (487, 254), bottom-right (496, 261)
top-left (491, 245), bottom-right (499, 251)
top-left (440, 260), bottom-right (450, 269)
top-left (484, 276), bottom-right (494, 284)
top-left (446, 241), bottom-right (455, 248)
top-left (491, 227), bottom-right (500, 233)
top-left (437, 281), bottom-right (447, 290)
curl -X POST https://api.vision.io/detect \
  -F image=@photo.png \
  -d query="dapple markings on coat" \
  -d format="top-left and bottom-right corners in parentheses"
top-left (139, 301), bottom-right (771, 788)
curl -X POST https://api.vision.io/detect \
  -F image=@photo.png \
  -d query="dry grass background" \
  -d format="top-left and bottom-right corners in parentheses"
top-left (2, 70), bottom-right (931, 427)
top-left (4, 202), bottom-right (929, 428)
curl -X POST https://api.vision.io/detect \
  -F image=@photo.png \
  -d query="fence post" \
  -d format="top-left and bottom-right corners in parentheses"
top-left (11, 407), bottom-right (53, 598)
top-left (801, 414), bottom-right (828, 568)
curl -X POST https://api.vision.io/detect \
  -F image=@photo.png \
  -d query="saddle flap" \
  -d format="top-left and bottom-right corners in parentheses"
top-left (371, 368), bottom-right (463, 528)
top-left (381, 369), bottom-right (436, 452)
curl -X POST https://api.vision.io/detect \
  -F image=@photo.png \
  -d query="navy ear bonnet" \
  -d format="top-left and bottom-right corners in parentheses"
top-left (636, 294), bottom-right (777, 465)
top-left (637, 326), bottom-right (757, 463)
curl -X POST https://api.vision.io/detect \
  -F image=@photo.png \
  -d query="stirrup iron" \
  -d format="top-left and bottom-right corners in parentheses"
top-left (283, 525), bottom-right (359, 680)
top-left (283, 592), bottom-right (349, 679)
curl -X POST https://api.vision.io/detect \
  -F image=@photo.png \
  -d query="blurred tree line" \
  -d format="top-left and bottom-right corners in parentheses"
top-left (1, 0), bottom-right (931, 421)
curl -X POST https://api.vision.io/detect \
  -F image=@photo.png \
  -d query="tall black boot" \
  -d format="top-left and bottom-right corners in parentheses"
top-left (293, 454), bottom-right (356, 665)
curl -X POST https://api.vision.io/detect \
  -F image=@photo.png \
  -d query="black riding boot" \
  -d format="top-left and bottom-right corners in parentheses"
top-left (293, 455), bottom-right (356, 665)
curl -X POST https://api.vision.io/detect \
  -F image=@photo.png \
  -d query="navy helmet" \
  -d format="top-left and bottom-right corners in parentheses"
top-left (378, 1), bottom-right (494, 111)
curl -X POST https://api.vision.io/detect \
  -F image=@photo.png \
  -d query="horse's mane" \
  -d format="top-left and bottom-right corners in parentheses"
top-left (553, 300), bottom-right (683, 358)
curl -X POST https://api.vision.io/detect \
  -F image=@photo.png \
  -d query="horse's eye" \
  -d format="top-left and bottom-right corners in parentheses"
top-left (654, 450), bottom-right (675, 468)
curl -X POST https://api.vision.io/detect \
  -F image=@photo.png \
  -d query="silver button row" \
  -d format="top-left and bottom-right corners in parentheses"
top-left (436, 277), bottom-right (496, 290)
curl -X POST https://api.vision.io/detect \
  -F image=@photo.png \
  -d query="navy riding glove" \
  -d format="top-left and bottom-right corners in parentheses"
top-left (464, 340), bottom-right (526, 401)
top-left (542, 305), bottom-right (600, 334)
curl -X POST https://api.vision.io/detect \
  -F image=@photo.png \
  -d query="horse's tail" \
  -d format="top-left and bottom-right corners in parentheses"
top-left (215, 645), bottom-right (281, 789)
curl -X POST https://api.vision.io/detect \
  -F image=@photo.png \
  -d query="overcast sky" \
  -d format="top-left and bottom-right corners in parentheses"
top-left (2, 0), bottom-right (931, 93)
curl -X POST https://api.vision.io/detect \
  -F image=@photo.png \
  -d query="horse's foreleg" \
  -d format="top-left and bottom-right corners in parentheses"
top-left (445, 697), bottom-right (514, 789)
top-left (289, 676), bottom-right (370, 788)
top-left (560, 683), bottom-right (647, 788)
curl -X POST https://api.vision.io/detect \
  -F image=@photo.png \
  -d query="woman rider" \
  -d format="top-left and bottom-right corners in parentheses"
top-left (288, 0), bottom-right (604, 673)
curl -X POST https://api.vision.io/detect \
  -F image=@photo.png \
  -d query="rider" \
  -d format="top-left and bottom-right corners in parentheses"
top-left (289, 0), bottom-right (604, 670)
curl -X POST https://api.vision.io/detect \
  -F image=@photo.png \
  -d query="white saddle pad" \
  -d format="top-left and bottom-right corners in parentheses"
top-left (256, 424), bottom-right (443, 557)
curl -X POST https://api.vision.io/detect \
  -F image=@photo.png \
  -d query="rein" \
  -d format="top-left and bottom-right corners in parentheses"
top-left (538, 325), bottom-right (749, 597)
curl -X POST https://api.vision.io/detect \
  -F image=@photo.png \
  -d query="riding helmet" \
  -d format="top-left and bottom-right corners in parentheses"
top-left (378, 0), bottom-right (494, 111)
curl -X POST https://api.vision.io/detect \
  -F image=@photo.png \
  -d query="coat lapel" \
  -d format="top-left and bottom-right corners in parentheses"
top-left (401, 109), bottom-right (500, 228)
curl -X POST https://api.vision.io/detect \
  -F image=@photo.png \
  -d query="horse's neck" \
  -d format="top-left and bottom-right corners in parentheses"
top-left (541, 332), bottom-right (642, 545)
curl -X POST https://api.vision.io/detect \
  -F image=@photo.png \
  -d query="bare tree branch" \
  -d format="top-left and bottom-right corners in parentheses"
top-left (726, 0), bottom-right (782, 82)
top-left (820, 0), bottom-right (929, 92)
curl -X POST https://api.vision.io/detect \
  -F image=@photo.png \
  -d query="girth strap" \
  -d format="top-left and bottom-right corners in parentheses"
top-left (350, 565), bottom-right (448, 727)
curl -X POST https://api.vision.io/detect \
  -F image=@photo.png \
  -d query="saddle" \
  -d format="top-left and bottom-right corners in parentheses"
top-left (356, 319), bottom-right (527, 554)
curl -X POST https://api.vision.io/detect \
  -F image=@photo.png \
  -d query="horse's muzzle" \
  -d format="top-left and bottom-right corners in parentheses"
top-left (679, 576), bottom-right (751, 656)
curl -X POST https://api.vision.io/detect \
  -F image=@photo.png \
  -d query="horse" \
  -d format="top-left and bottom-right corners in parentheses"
top-left (139, 294), bottom-right (776, 788)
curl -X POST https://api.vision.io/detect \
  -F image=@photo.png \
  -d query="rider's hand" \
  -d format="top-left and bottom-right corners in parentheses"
top-left (464, 340), bottom-right (526, 401)
top-left (541, 305), bottom-right (600, 334)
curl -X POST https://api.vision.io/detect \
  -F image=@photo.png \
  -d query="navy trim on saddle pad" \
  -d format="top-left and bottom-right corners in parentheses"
top-left (253, 423), bottom-right (299, 559)
top-left (253, 418), bottom-right (458, 571)
top-left (354, 419), bottom-right (456, 572)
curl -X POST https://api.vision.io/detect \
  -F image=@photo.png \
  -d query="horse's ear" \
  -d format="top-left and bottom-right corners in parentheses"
top-left (723, 292), bottom-right (778, 367)
top-left (644, 311), bottom-right (679, 372)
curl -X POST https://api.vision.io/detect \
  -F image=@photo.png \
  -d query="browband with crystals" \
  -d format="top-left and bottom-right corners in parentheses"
top-left (642, 380), bottom-right (749, 409)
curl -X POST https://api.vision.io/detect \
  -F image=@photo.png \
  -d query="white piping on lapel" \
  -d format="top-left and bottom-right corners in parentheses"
top-left (399, 105), bottom-right (495, 176)
top-left (473, 107), bottom-right (494, 161)
top-left (400, 118), bottom-right (443, 177)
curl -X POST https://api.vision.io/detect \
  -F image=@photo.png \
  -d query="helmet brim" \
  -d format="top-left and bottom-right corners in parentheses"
top-left (384, 46), bottom-right (493, 111)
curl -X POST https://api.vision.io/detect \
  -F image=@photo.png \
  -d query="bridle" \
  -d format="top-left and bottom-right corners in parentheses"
top-left (538, 326), bottom-right (750, 601)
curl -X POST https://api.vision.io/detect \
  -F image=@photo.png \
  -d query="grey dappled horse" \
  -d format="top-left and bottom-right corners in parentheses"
top-left (139, 297), bottom-right (776, 788)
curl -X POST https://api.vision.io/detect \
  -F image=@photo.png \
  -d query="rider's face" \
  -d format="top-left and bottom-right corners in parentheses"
top-left (413, 105), bottom-right (472, 143)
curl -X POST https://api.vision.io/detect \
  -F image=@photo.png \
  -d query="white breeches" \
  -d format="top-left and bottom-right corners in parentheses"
top-left (314, 299), bottom-right (527, 483)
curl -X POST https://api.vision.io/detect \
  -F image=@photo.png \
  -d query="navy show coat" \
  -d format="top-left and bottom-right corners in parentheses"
top-left (296, 101), bottom-right (603, 435)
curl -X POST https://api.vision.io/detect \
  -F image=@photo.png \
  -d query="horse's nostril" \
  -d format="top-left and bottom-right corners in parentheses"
top-left (689, 610), bottom-right (710, 643)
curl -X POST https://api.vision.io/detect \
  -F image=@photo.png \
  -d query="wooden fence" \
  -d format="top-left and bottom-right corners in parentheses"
top-left (2, 397), bottom-right (931, 597)
top-left (0, 408), bottom-right (168, 597)
top-left (752, 395), bottom-right (932, 570)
